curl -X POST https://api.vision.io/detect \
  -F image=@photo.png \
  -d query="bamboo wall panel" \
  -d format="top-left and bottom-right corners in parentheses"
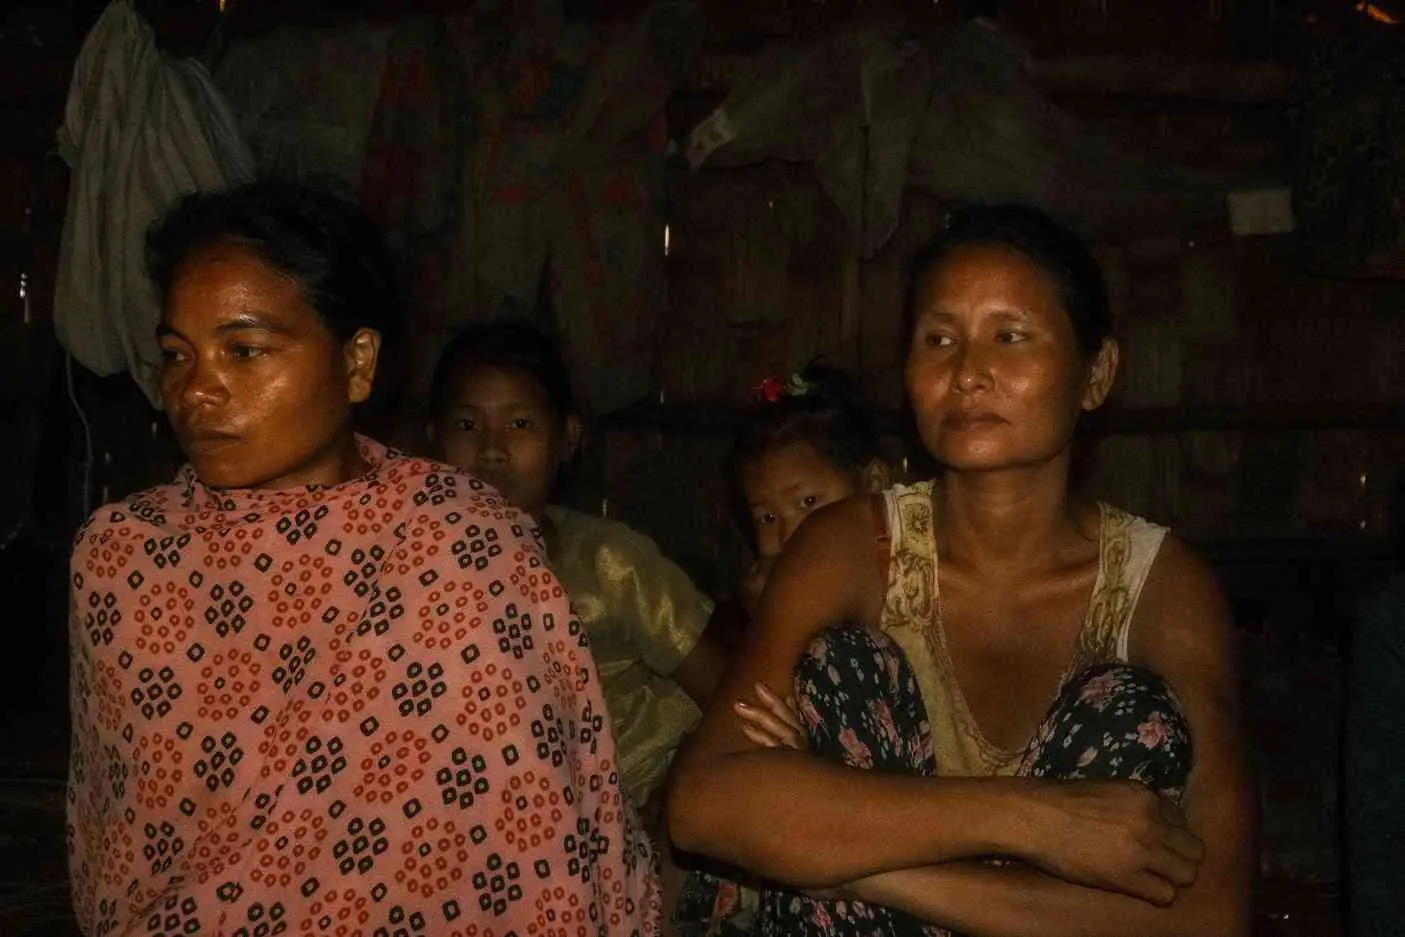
top-left (648, 153), bottom-right (1405, 564)
top-left (1005, 0), bottom-right (1238, 60)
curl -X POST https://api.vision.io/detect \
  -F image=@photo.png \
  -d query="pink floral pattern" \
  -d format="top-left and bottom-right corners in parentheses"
top-left (837, 728), bottom-right (874, 769)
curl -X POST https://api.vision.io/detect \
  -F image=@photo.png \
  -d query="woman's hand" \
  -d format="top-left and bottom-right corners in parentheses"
top-left (1019, 780), bottom-right (1206, 906)
top-left (734, 681), bottom-right (807, 751)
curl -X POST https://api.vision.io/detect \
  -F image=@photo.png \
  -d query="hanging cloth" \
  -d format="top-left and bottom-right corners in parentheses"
top-left (442, 0), bottom-right (702, 414)
top-left (54, 0), bottom-right (253, 407)
top-left (687, 18), bottom-right (1220, 253)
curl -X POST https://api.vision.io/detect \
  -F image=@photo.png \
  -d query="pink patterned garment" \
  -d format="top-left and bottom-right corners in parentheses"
top-left (67, 438), bottom-right (659, 937)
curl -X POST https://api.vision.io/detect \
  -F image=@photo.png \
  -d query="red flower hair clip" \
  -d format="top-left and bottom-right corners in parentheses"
top-left (752, 373), bottom-right (811, 403)
top-left (753, 375), bottom-right (788, 403)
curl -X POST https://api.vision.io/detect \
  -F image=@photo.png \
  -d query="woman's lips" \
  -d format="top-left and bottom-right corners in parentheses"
top-left (181, 428), bottom-right (241, 449)
top-left (943, 410), bottom-right (1005, 428)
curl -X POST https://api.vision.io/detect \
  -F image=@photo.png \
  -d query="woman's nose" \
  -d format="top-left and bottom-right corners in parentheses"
top-left (952, 344), bottom-right (992, 394)
top-left (177, 358), bottom-right (229, 409)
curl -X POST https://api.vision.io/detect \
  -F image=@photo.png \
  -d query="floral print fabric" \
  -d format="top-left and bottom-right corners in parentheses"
top-left (66, 438), bottom-right (659, 937)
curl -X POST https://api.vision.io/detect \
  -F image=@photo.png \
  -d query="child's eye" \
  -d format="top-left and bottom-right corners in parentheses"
top-left (923, 332), bottom-right (954, 348)
top-left (454, 418), bottom-right (477, 432)
top-left (509, 418), bottom-right (532, 430)
top-left (801, 494), bottom-right (820, 509)
top-left (755, 512), bottom-right (777, 527)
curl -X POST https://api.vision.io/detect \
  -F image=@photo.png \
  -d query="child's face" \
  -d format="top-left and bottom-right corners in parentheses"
top-left (741, 440), bottom-right (864, 560)
top-left (434, 364), bottom-right (575, 517)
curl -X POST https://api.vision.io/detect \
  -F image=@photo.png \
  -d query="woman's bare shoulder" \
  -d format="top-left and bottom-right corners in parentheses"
top-left (1131, 532), bottom-right (1234, 665)
top-left (762, 493), bottom-right (888, 627)
top-left (783, 493), bottom-right (885, 569)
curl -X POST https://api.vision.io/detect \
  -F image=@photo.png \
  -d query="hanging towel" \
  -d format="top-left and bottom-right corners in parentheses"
top-left (55, 0), bottom-right (253, 407)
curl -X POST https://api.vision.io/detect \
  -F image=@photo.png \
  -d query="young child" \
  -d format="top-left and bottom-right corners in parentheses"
top-left (731, 364), bottom-right (891, 617)
top-left (674, 363), bottom-right (890, 937)
top-left (426, 320), bottom-right (727, 815)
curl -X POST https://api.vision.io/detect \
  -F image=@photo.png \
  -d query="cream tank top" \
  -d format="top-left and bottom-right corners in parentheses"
top-left (876, 480), bottom-right (1168, 777)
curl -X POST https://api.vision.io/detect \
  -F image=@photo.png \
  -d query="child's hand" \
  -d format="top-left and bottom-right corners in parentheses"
top-left (740, 555), bottom-right (776, 617)
top-left (734, 681), bottom-right (807, 750)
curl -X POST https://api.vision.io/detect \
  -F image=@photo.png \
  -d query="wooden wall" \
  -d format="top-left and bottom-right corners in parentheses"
top-left (578, 167), bottom-right (1405, 594)
top-left (539, 1), bottom-right (1405, 607)
top-left (3, 0), bottom-right (1402, 587)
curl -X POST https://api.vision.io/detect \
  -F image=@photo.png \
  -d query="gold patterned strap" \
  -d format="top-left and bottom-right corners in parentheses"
top-left (879, 481), bottom-right (938, 631)
top-left (1074, 504), bottom-right (1167, 668)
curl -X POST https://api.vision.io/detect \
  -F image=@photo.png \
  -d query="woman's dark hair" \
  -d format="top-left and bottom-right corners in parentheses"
top-left (905, 203), bottom-right (1113, 357)
top-left (145, 179), bottom-right (403, 345)
top-left (730, 363), bottom-right (881, 479)
top-left (429, 320), bottom-right (576, 424)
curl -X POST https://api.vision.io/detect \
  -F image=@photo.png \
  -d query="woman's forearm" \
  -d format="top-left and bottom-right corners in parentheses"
top-left (851, 861), bottom-right (1247, 937)
top-left (669, 746), bottom-right (1035, 887)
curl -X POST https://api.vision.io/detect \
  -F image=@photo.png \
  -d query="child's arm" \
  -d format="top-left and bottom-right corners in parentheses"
top-left (592, 520), bottom-right (726, 705)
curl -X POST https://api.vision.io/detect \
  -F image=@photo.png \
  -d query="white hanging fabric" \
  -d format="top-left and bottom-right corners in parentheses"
top-left (54, 0), bottom-right (253, 406)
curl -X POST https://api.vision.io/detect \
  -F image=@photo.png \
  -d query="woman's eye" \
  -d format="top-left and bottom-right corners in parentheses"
top-left (158, 347), bottom-right (186, 363)
top-left (454, 418), bottom-right (476, 432)
top-left (923, 332), bottom-right (953, 348)
top-left (755, 513), bottom-right (776, 527)
top-left (801, 494), bottom-right (820, 509)
top-left (509, 418), bottom-right (532, 430)
top-left (230, 344), bottom-right (265, 360)
top-left (996, 330), bottom-right (1027, 344)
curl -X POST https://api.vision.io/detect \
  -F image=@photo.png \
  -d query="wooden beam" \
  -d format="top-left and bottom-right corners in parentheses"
top-left (683, 44), bottom-right (1293, 105)
top-left (1030, 56), bottom-right (1293, 104)
top-left (597, 402), bottom-right (1405, 436)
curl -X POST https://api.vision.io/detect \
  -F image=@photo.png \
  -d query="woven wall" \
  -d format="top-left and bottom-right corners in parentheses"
top-left (564, 152), bottom-right (1405, 593)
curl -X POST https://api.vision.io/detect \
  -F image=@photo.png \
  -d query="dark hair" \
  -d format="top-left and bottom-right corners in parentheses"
top-left (730, 363), bottom-right (881, 479)
top-left (145, 179), bottom-right (403, 345)
top-left (429, 320), bottom-right (576, 424)
top-left (905, 203), bottom-right (1113, 357)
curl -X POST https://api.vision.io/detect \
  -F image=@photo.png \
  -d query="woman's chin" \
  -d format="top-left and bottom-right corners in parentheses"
top-left (932, 442), bottom-right (1010, 471)
top-left (188, 452), bottom-right (285, 491)
top-left (195, 468), bottom-right (264, 490)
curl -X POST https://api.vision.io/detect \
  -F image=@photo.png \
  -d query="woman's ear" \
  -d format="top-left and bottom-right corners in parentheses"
top-left (344, 328), bottom-right (383, 405)
top-left (1080, 337), bottom-right (1119, 412)
top-left (860, 458), bottom-right (890, 494)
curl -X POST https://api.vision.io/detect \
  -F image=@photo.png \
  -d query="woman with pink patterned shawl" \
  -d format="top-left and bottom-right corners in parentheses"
top-left (67, 181), bottom-right (659, 937)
